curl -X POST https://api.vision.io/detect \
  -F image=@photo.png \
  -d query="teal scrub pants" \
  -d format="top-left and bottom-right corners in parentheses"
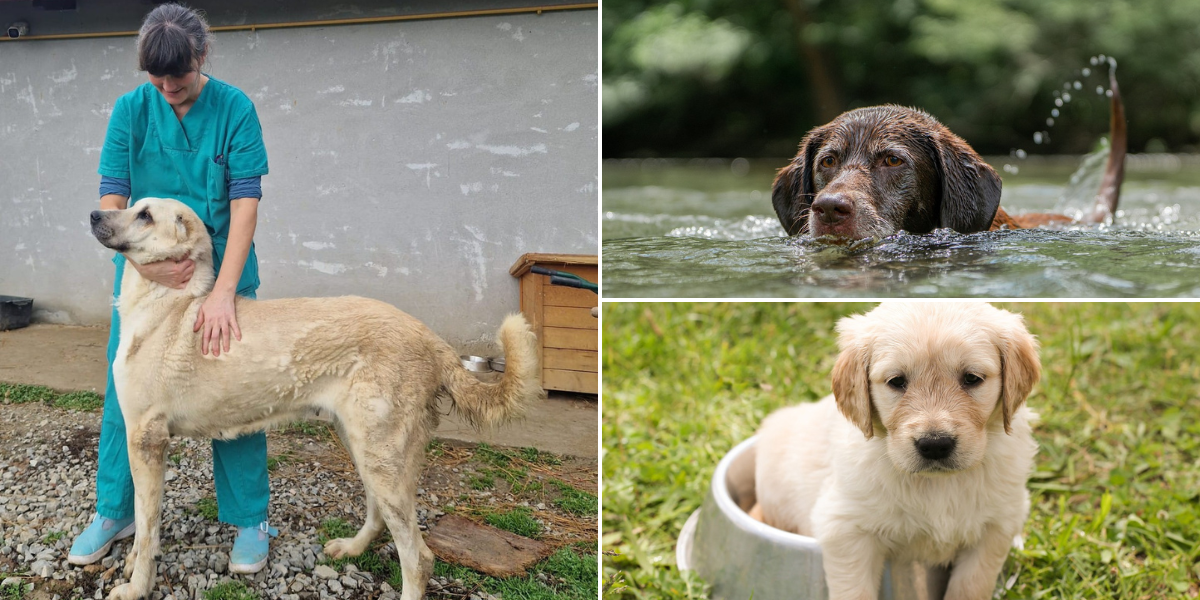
top-left (95, 291), bottom-right (269, 529)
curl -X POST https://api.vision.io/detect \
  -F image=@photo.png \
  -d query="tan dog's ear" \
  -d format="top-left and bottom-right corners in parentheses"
top-left (997, 314), bottom-right (1040, 434)
top-left (832, 316), bottom-right (874, 439)
top-left (176, 213), bottom-right (189, 241)
top-left (772, 124), bottom-right (830, 236)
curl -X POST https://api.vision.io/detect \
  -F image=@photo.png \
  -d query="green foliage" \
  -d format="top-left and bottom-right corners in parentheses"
top-left (42, 531), bottom-right (64, 543)
top-left (603, 302), bottom-right (1200, 599)
top-left (604, 0), bottom-right (1200, 156)
top-left (551, 481), bottom-right (599, 517)
top-left (435, 549), bottom-right (598, 600)
top-left (317, 518), bottom-right (357, 542)
top-left (0, 382), bottom-right (103, 411)
top-left (194, 497), bottom-right (218, 521)
top-left (283, 421), bottom-right (331, 438)
top-left (266, 452), bottom-right (293, 472)
top-left (468, 472), bottom-right (497, 490)
top-left (485, 507), bottom-right (543, 539)
top-left (0, 581), bottom-right (24, 600)
top-left (203, 581), bottom-right (259, 600)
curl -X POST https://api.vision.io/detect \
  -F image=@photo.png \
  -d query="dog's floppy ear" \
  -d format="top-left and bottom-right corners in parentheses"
top-left (930, 127), bottom-right (1003, 233)
top-left (831, 315), bottom-right (874, 439)
top-left (175, 213), bottom-right (189, 241)
top-left (772, 125), bottom-right (829, 236)
top-left (996, 312), bottom-right (1040, 434)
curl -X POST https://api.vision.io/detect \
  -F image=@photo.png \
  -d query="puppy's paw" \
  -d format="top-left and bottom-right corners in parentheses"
top-left (107, 582), bottom-right (147, 600)
top-left (324, 537), bottom-right (367, 559)
top-left (121, 555), bottom-right (136, 580)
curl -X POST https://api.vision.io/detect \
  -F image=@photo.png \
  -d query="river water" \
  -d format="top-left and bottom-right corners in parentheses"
top-left (602, 155), bottom-right (1200, 298)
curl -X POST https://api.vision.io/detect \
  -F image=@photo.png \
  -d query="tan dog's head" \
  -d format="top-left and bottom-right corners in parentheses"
top-left (90, 198), bottom-right (211, 265)
top-left (831, 303), bottom-right (1039, 474)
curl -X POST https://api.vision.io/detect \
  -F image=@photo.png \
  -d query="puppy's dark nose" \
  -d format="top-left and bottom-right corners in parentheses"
top-left (811, 194), bottom-right (854, 225)
top-left (90, 211), bottom-right (103, 224)
top-left (915, 435), bottom-right (956, 460)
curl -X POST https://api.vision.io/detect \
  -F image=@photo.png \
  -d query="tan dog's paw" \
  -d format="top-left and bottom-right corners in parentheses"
top-left (323, 537), bottom-right (367, 559)
top-left (107, 582), bottom-right (147, 600)
top-left (121, 553), bottom-right (136, 580)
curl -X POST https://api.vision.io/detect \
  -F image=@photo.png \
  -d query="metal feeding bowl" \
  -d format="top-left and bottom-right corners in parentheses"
top-left (677, 436), bottom-right (949, 600)
top-left (460, 355), bottom-right (492, 373)
top-left (489, 357), bottom-right (506, 372)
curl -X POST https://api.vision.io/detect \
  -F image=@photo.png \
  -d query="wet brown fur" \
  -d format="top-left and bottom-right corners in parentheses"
top-left (773, 73), bottom-right (1126, 239)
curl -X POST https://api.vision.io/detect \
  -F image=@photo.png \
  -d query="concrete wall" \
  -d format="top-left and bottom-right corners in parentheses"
top-left (0, 2), bottom-right (597, 346)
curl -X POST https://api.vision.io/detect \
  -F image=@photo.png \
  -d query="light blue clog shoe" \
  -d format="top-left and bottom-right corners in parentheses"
top-left (229, 521), bottom-right (278, 574)
top-left (67, 514), bottom-right (135, 565)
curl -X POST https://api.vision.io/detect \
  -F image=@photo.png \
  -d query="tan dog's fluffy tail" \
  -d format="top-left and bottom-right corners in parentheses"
top-left (441, 314), bottom-right (543, 429)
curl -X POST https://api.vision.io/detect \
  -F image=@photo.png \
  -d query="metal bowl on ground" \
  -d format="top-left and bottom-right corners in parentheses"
top-left (489, 357), bottom-right (506, 372)
top-left (460, 355), bottom-right (492, 373)
top-left (676, 436), bottom-right (949, 600)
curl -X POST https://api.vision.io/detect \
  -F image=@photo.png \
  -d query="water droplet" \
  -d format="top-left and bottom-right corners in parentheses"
top-left (1055, 98), bottom-right (1063, 107)
top-left (1033, 132), bottom-right (1043, 144)
top-left (1046, 117), bottom-right (1055, 126)
top-left (1051, 108), bottom-right (1060, 117)
top-left (1015, 149), bottom-right (1027, 159)
top-left (1108, 56), bottom-right (1117, 68)
top-left (1073, 81), bottom-right (1082, 90)
top-left (1106, 89), bottom-right (1113, 97)
top-left (1062, 92), bottom-right (1072, 103)
top-left (1090, 56), bottom-right (1099, 66)
top-left (1096, 85), bottom-right (1105, 94)
top-left (1099, 54), bottom-right (1106, 63)
top-left (1082, 68), bottom-right (1091, 77)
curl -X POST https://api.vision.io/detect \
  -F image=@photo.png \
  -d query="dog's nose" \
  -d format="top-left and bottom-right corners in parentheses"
top-left (914, 435), bottom-right (956, 460)
top-left (90, 211), bottom-right (103, 224)
top-left (811, 194), bottom-right (854, 225)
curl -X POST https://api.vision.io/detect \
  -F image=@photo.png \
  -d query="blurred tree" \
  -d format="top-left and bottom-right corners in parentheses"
top-left (602, 0), bottom-right (1200, 157)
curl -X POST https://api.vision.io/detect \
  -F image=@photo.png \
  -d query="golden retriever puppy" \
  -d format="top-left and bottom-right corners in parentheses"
top-left (754, 303), bottom-right (1039, 600)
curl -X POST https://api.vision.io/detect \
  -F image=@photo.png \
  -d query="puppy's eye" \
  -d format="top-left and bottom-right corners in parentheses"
top-left (820, 156), bottom-right (836, 168)
top-left (138, 209), bottom-right (153, 222)
top-left (884, 155), bottom-right (903, 167)
top-left (887, 376), bottom-right (907, 391)
top-left (962, 373), bottom-right (984, 387)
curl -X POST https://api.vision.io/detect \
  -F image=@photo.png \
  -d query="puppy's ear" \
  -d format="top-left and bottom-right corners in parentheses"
top-left (772, 126), bottom-right (829, 236)
top-left (176, 213), bottom-right (189, 241)
top-left (832, 316), bottom-right (874, 439)
top-left (931, 126), bottom-right (1003, 233)
top-left (997, 313), bottom-right (1040, 434)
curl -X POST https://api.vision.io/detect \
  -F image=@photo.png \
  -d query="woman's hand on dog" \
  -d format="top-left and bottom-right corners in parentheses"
top-left (130, 258), bottom-right (195, 289)
top-left (194, 289), bottom-right (241, 357)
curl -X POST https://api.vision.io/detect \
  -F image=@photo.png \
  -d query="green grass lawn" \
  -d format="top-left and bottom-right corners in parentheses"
top-left (602, 302), bottom-right (1200, 599)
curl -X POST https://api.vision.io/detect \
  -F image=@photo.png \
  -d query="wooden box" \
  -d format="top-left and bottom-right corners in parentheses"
top-left (509, 253), bottom-right (598, 394)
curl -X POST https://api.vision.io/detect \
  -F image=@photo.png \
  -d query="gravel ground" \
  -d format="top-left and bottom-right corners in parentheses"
top-left (0, 401), bottom-right (596, 600)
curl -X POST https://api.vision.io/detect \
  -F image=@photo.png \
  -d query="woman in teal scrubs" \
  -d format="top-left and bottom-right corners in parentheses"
top-left (69, 3), bottom-right (276, 574)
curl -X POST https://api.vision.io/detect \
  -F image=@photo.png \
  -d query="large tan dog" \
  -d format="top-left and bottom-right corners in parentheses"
top-left (752, 303), bottom-right (1039, 600)
top-left (88, 198), bottom-right (543, 600)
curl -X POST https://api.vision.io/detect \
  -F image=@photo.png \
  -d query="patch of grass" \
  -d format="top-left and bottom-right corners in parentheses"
top-left (0, 382), bottom-right (103, 411)
top-left (317, 518), bottom-right (357, 542)
top-left (550, 481), bottom-right (597, 517)
top-left (169, 452), bottom-right (183, 466)
top-left (194, 496), bottom-right (218, 521)
top-left (282, 420), bottom-right (331, 438)
top-left (476, 443), bottom-right (514, 467)
top-left (603, 302), bottom-right (1200, 599)
top-left (203, 581), bottom-right (259, 600)
top-left (266, 452), bottom-right (293, 472)
top-left (42, 531), bottom-right (65, 543)
top-left (484, 507), bottom-right (542, 539)
top-left (0, 581), bottom-right (25, 600)
top-left (521, 446), bottom-right (562, 465)
top-left (468, 472), bottom-right (496, 490)
top-left (435, 548), bottom-right (597, 600)
top-left (427, 439), bottom-right (447, 457)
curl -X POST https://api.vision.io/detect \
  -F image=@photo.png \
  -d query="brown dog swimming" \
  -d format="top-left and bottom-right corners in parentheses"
top-left (772, 72), bottom-right (1126, 239)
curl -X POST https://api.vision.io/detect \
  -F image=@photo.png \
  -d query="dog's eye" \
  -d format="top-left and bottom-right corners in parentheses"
top-left (887, 376), bottom-right (907, 391)
top-left (962, 373), bottom-right (984, 387)
top-left (820, 156), bottom-right (836, 168)
top-left (884, 155), bottom-right (903, 167)
top-left (138, 209), bottom-right (153, 222)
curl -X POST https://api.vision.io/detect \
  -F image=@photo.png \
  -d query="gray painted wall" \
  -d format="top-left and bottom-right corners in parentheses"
top-left (0, 7), bottom-right (598, 345)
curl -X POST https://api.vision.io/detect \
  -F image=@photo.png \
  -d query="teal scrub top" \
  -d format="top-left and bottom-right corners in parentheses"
top-left (99, 75), bottom-right (269, 297)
